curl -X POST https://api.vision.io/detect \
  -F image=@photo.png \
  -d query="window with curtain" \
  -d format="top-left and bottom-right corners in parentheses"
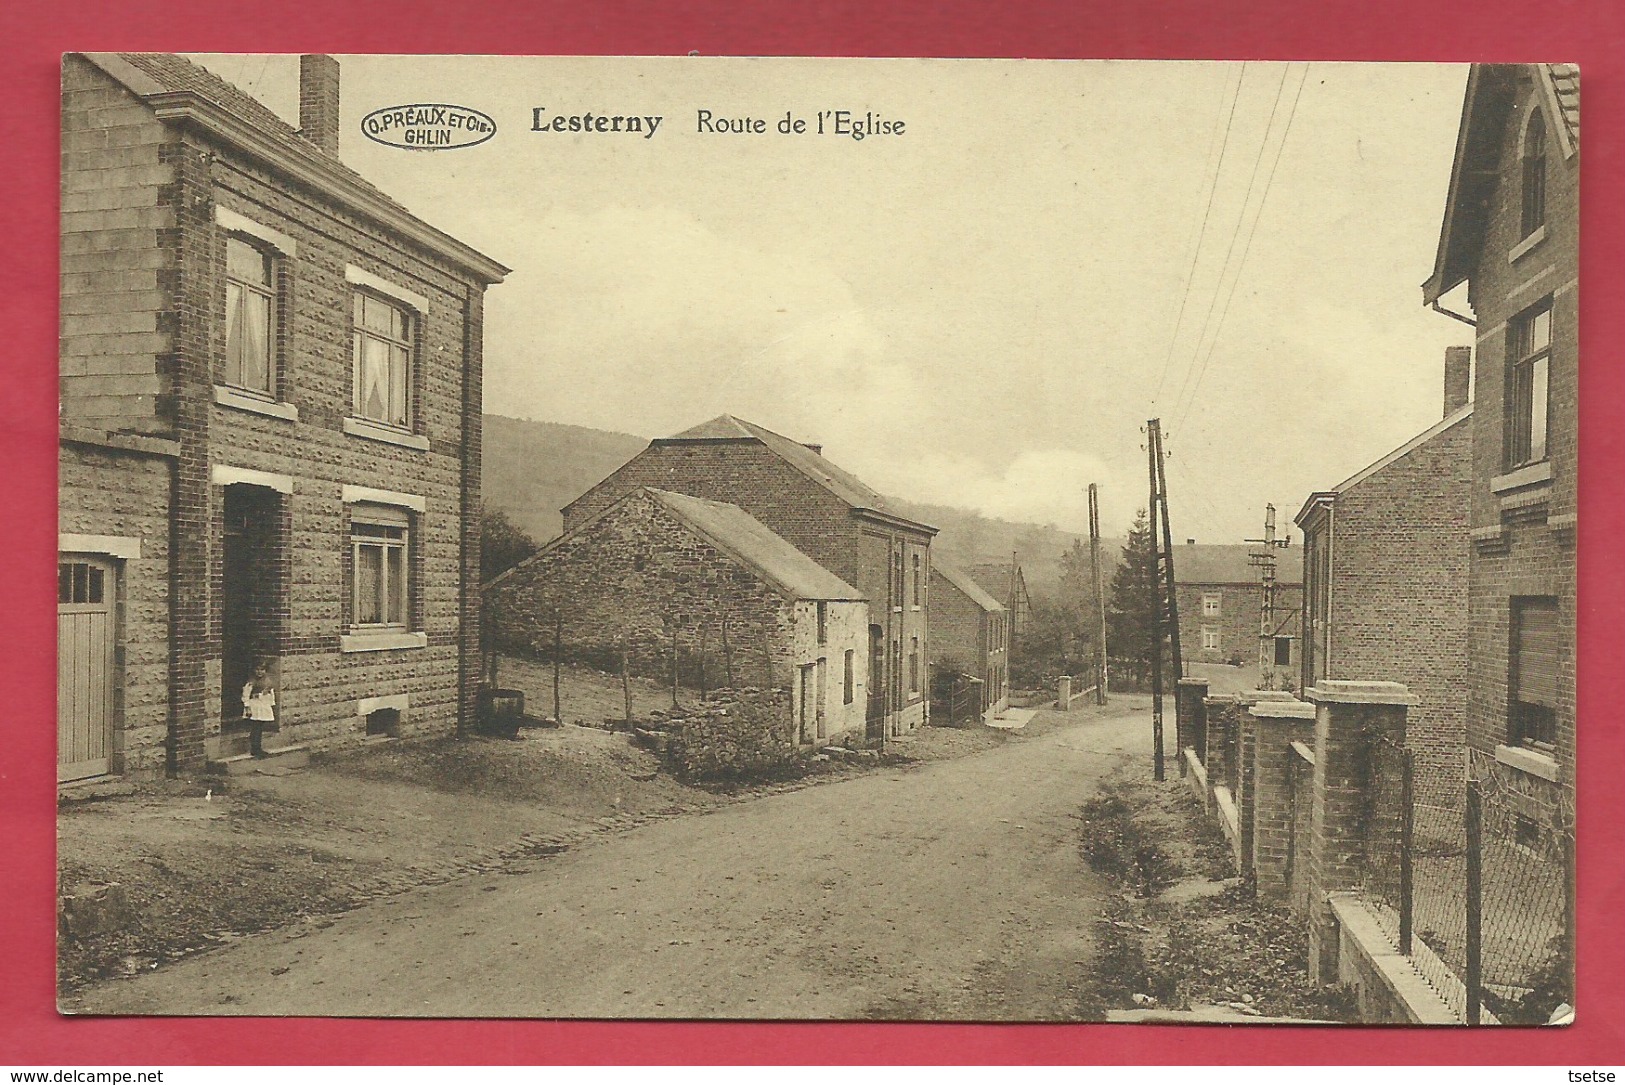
top-left (224, 236), bottom-right (276, 395)
top-left (352, 291), bottom-right (414, 429)
top-left (351, 506), bottom-right (411, 629)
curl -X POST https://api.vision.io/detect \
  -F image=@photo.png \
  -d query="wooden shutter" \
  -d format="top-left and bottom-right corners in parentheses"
top-left (1513, 599), bottom-right (1562, 708)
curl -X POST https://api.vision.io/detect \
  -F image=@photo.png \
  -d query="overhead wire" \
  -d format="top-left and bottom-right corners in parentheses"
top-left (1151, 62), bottom-right (1246, 413)
top-left (1174, 62), bottom-right (1311, 432)
top-left (1167, 62), bottom-right (1294, 423)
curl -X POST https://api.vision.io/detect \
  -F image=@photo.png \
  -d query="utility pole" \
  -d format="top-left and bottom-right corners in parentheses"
top-left (1145, 419), bottom-right (1184, 781)
top-left (1088, 483), bottom-right (1108, 705)
top-left (1247, 504), bottom-right (1291, 689)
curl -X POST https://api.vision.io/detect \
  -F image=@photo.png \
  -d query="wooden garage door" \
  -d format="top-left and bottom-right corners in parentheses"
top-left (58, 558), bottom-right (115, 782)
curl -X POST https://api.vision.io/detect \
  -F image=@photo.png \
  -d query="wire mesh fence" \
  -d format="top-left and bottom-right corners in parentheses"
top-left (1465, 747), bottom-right (1574, 1025)
top-left (1350, 732), bottom-right (1574, 1025)
top-left (1356, 733), bottom-right (1410, 937)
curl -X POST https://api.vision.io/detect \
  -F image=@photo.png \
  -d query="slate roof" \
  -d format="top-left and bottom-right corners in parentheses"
top-left (644, 489), bottom-right (866, 602)
top-left (661, 415), bottom-right (934, 532)
top-left (1546, 63), bottom-right (1580, 147)
top-left (102, 54), bottom-right (418, 220)
top-left (933, 561), bottom-right (1005, 613)
top-left (1174, 543), bottom-right (1302, 588)
top-left (79, 53), bottom-right (507, 282)
top-left (1424, 63), bottom-right (1578, 304)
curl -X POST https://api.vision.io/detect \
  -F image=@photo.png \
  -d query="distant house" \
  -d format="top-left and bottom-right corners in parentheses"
top-left (1173, 543), bottom-right (1303, 686)
top-left (1296, 348), bottom-right (1473, 789)
top-left (1422, 63), bottom-right (1577, 788)
top-left (929, 562), bottom-right (1010, 719)
top-left (56, 54), bottom-right (506, 781)
top-left (487, 488), bottom-right (870, 745)
top-left (967, 562), bottom-right (1033, 643)
top-left (563, 415), bottom-right (936, 740)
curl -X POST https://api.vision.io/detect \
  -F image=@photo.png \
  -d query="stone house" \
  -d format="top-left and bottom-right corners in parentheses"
top-left (967, 561), bottom-right (1032, 645)
top-left (1174, 542), bottom-right (1303, 685)
top-left (1422, 63), bottom-right (1578, 790)
top-left (562, 415), bottom-right (936, 740)
top-left (1295, 347), bottom-right (1474, 793)
top-left (57, 53), bottom-right (507, 782)
top-left (928, 562), bottom-right (1010, 719)
top-left (487, 488), bottom-right (870, 745)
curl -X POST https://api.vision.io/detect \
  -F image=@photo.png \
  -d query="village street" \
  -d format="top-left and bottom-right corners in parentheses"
top-left (70, 700), bottom-right (1148, 1020)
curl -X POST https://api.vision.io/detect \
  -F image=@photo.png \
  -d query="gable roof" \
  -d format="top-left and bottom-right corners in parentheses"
top-left (1424, 63), bottom-right (1578, 305)
top-left (1295, 405), bottom-right (1473, 528)
top-left (78, 52), bottom-right (508, 284)
top-left (933, 561), bottom-right (1005, 613)
top-left (490, 487), bottom-right (865, 602)
top-left (1174, 543), bottom-right (1302, 588)
top-left (657, 415), bottom-right (936, 534)
top-left (644, 489), bottom-right (866, 601)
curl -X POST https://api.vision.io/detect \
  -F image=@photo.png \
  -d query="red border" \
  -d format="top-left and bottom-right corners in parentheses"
top-left (3, 0), bottom-right (1621, 1065)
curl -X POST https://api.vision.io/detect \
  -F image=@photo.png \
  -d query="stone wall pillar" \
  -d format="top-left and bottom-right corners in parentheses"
top-left (1248, 696), bottom-right (1316, 904)
top-left (1057, 675), bottom-right (1072, 709)
top-left (1304, 680), bottom-right (1415, 984)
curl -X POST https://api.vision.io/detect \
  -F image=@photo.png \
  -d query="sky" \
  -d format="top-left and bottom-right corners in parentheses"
top-left (193, 54), bottom-right (1472, 544)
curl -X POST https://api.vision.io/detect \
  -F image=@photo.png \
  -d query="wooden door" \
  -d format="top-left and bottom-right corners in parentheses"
top-left (58, 557), bottom-right (115, 782)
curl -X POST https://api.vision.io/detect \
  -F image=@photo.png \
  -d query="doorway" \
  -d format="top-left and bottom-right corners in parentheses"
top-left (867, 624), bottom-right (885, 738)
top-left (221, 484), bottom-right (284, 731)
top-left (58, 556), bottom-right (116, 782)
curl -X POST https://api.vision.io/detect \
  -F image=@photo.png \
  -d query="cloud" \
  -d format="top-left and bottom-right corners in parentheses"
top-left (859, 447), bottom-right (1127, 535)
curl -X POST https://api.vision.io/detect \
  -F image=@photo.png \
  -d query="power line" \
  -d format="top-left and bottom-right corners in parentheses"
top-left (1174, 62), bottom-right (1311, 431)
top-left (1168, 62), bottom-right (1293, 420)
top-left (1152, 63), bottom-right (1246, 411)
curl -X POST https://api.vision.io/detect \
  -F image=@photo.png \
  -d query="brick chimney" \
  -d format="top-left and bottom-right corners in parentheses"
top-left (298, 54), bottom-right (341, 156)
top-left (1444, 345), bottom-right (1472, 417)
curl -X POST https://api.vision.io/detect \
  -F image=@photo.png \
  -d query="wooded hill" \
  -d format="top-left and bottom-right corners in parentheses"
top-left (481, 414), bottom-right (1114, 596)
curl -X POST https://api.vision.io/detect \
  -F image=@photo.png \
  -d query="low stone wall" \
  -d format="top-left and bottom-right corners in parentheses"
top-left (1329, 894), bottom-right (1466, 1025)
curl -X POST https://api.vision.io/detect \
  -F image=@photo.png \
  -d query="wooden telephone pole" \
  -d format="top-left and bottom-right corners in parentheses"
top-left (1088, 483), bottom-right (1108, 705)
top-left (1145, 419), bottom-right (1184, 781)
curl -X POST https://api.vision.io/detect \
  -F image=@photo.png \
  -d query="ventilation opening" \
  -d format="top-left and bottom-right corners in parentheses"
top-left (366, 707), bottom-right (401, 737)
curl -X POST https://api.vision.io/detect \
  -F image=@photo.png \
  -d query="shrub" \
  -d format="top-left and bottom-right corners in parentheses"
top-left (661, 690), bottom-right (805, 784)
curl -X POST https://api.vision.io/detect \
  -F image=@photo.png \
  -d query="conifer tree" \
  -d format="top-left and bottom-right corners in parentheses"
top-left (1105, 508), bottom-right (1162, 689)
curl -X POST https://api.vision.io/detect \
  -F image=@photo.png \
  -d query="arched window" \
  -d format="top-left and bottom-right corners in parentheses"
top-left (1521, 106), bottom-right (1547, 238)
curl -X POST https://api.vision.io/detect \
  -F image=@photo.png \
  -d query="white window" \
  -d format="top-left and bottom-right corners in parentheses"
top-left (351, 505), bottom-right (410, 630)
top-left (1507, 300), bottom-right (1552, 469)
top-left (1201, 626), bottom-right (1219, 651)
top-left (1203, 592), bottom-right (1221, 617)
top-left (225, 236), bottom-right (276, 395)
top-left (352, 291), bottom-right (414, 429)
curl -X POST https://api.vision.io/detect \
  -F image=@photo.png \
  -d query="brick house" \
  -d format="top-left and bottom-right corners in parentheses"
top-left (57, 53), bottom-right (507, 781)
top-left (1174, 542), bottom-right (1303, 686)
top-left (1295, 347), bottom-right (1473, 792)
top-left (562, 415), bottom-right (936, 740)
top-left (928, 562), bottom-right (1009, 719)
top-left (1422, 63), bottom-right (1578, 789)
top-left (487, 488), bottom-right (870, 745)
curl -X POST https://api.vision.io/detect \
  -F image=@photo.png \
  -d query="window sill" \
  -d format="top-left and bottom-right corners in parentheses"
top-left (1491, 461), bottom-right (1553, 493)
top-left (215, 386), bottom-right (299, 422)
top-left (1494, 743), bottom-right (1559, 782)
top-left (339, 630), bottom-right (428, 653)
top-left (344, 417), bottom-right (430, 451)
top-left (1507, 225), bottom-right (1547, 264)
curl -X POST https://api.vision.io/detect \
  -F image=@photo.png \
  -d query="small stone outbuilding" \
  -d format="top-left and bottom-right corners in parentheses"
top-left (487, 488), bottom-right (870, 745)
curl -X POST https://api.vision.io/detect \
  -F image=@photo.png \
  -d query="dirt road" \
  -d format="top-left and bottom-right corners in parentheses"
top-left (69, 701), bottom-right (1148, 1020)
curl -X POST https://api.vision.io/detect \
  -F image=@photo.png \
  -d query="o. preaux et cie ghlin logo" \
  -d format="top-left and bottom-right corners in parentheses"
top-left (361, 104), bottom-right (496, 150)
